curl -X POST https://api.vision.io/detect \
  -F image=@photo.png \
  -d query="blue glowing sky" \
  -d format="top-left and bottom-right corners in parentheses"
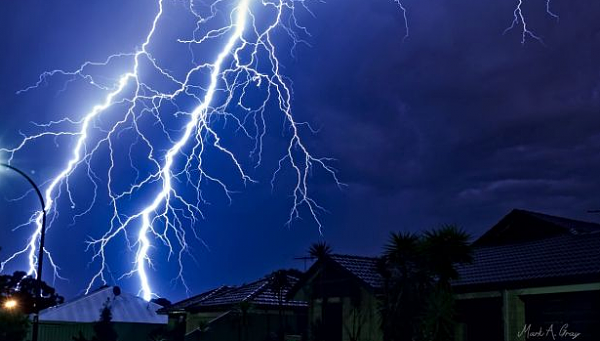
top-left (1, 0), bottom-right (600, 302)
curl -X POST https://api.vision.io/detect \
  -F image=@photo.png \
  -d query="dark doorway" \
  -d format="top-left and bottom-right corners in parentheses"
top-left (455, 297), bottom-right (503, 341)
top-left (323, 301), bottom-right (342, 341)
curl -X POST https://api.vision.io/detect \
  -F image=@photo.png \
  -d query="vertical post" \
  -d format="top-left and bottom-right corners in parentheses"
top-left (503, 289), bottom-right (526, 341)
top-left (502, 290), bottom-right (510, 341)
top-left (0, 163), bottom-right (46, 341)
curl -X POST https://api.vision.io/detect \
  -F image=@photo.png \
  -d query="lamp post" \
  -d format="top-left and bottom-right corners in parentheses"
top-left (0, 163), bottom-right (46, 341)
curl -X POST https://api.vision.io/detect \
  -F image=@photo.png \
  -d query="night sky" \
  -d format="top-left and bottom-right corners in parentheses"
top-left (1, 0), bottom-right (600, 302)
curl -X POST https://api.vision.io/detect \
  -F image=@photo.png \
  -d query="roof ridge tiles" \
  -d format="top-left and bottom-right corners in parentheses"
top-left (242, 280), bottom-right (270, 302)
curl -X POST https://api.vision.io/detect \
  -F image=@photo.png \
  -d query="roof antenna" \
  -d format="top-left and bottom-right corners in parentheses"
top-left (294, 256), bottom-right (313, 271)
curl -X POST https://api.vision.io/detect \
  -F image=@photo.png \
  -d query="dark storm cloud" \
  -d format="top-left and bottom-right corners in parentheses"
top-left (2, 0), bottom-right (600, 301)
top-left (290, 0), bottom-right (600, 237)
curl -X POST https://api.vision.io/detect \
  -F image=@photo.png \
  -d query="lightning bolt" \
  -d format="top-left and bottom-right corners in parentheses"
top-left (393, 0), bottom-right (409, 41)
top-left (504, 0), bottom-right (559, 44)
top-left (1, 0), bottom-right (341, 300)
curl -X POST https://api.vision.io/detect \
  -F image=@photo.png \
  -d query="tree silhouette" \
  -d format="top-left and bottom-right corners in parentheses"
top-left (378, 226), bottom-right (472, 341)
top-left (73, 298), bottom-right (118, 341)
top-left (0, 270), bottom-right (64, 314)
top-left (308, 241), bottom-right (332, 260)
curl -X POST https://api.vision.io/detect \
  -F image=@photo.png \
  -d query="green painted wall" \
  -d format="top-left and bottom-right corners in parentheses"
top-left (30, 321), bottom-right (165, 341)
top-left (341, 287), bottom-right (382, 341)
top-left (182, 309), bottom-right (305, 341)
top-left (292, 266), bottom-right (383, 341)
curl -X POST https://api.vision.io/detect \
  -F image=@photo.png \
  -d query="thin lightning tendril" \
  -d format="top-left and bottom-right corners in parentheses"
top-left (504, 0), bottom-right (559, 44)
top-left (393, 0), bottom-right (409, 40)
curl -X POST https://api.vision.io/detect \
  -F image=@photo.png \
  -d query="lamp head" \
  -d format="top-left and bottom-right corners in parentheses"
top-left (3, 298), bottom-right (18, 310)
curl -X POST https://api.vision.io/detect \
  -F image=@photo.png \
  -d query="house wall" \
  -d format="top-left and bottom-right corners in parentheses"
top-left (33, 321), bottom-right (164, 341)
top-left (184, 309), bottom-right (305, 341)
top-left (304, 291), bottom-right (381, 341)
top-left (455, 283), bottom-right (600, 341)
top-left (522, 290), bottom-right (600, 341)
top-left (185, 311), bottom-right (223, 334)
top-left (341, 287), bottom-right (382, 341)
top-left (293, 265), bottom-right (383, 341)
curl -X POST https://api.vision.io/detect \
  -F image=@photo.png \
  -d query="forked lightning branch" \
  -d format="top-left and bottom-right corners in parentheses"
top-left (0, 0), bottom-right (341, 301)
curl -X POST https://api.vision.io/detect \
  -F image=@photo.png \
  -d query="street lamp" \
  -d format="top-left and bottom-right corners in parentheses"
top-left (0, 163), bottom-right (46, 341)
top-left (3, 298), bottom-right (18, 310)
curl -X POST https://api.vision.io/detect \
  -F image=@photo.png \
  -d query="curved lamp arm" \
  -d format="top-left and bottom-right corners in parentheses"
top-left (0, 163), bottom-right (46, 341)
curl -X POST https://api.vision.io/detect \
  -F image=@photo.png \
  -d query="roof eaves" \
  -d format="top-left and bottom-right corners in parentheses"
top-left (160, 285), bottom-right (233, 314)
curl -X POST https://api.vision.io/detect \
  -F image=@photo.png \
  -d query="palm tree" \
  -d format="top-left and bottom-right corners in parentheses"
top-left (378, 227), bottom-right (472, 341)
top-left (308, 241), bottom-right (332, 260)
top-left (422, 225), bottom-right (472, 286)
top-left (420, 225), bottom-right (472, 341)
top-left (379, 232), bottom-right (425, 341)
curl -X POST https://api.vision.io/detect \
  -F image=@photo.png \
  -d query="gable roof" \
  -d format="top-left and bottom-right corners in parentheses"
top-left (162, 273), bottom-right (307, 314)
top-left (474, 209), bottom-right (600, 246)
top-left (286, 254), bottom-right (384, 299)
top-left (39, 286), bottom-right (167, 324)
top-left (328, 254), bottom-right (383, 289)
top-left (452, 231), bottom-right (600, 290)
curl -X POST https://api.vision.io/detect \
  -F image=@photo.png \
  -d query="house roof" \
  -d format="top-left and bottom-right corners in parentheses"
top-left (522, 210), bottom-right (600, 233)
top-left (453, 231), bottom-right (600, 290)
top-left (39, 286), bottom-right (167, 324)
top-left (162, 273), bottom-right (307, 314)
top-left (474, 209), bottom-right (600, 246)
top-left (285, 254), bottom-right (384, 299)
top-left (328, 254), bottom-right (383, 289)
top-left (159, 286), bottom-right (232, 313)
top-left (292, 210), bottom-right (600, 293)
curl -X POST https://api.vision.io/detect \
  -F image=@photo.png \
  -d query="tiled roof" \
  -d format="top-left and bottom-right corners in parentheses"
top-left (322, 232), bottom-right (600, 291)
top-left (329, 254), bottom-right (383, 289)
top-left (164, 274), bottom-right (307, 313)
top-left (39, 286), bottom-right (167, 324)
top-left (245, 278), bottom-right (307, 307)
top-left (453, 231), bottom-right (600, 288)
top-left (199, 279), bottom-right (269, 306)
top-left (160, 286), bottom-right (232, 313)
